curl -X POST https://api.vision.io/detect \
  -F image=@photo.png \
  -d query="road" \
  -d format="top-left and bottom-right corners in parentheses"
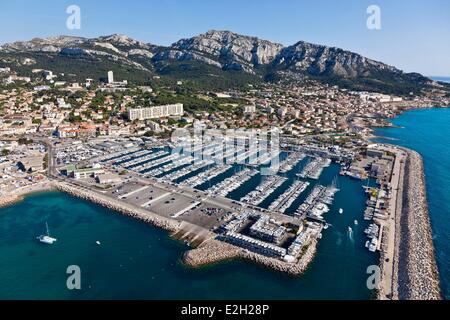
top-left (28, 134), bottom-right (57, 177)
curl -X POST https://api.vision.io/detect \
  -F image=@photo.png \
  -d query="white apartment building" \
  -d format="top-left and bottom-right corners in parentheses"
top-left (243, 105), bottom-right (256, 114)
top-left (107, 71), bottom-right (114, 84)
top-left (128, 104), bottom-right (184, 121)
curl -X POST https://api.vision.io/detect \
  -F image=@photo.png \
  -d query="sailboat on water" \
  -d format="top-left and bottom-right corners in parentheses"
top-left (37, 222), bottom-right (57, 245)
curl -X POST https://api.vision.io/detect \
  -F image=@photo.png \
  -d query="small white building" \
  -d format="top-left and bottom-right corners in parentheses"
top-left (243, 105), bottom-right (256, 114)
top-left (96, 173), bottom-right (121, 185)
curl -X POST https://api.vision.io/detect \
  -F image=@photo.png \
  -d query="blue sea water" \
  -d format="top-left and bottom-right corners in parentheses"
top-left (430, 76), bottom-right (450, 84)
top-left (0, 165), bottom-right (378, 299)
top-left (374, 107), bottom-right (450, 299)
top-left (2, 108), bottom-right (448, 300)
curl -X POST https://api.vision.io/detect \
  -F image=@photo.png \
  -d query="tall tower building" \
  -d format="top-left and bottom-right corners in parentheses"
top-left (107, 71), bottom-right (114, 84)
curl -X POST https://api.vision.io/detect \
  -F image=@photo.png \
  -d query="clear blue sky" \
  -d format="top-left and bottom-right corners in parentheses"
top-left (1, 0), bottom-right (449, 76)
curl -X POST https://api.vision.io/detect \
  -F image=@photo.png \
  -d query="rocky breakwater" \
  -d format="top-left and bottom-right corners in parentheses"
top-left (0, 194), bottom-right (21, 208)
top-left (0, 181), bottom-right (56, 208)
top-left (56, 182), bottom-right (181, 233)
top-left (183, 239), bottom-right (243, 266)
top-left (183, 238), bottom-right (318, 276)
top-left (56, 181), bottom-right (318, 276)
top-left (396, 150), bottom-right (441, 299)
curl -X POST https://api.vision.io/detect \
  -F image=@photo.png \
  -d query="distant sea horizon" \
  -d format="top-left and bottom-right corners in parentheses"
top-left (430, 76), bottom-right (450, 83)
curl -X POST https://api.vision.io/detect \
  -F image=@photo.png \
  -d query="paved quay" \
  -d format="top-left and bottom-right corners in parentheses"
top-left (376, 145), bottom-right (405, 300)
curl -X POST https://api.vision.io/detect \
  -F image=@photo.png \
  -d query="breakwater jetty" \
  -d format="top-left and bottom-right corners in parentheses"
top-left (55, 182), bottom-right (181, 233)
top-left (55, 181), bottom-right (317, 276)
top-left (393, 150), bottom-right (441, 299)
top-left (183, 238), bottom-right (318, 276)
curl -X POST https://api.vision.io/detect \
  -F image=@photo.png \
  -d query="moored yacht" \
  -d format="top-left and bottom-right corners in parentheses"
top-left (37, 222), bottom-right (57, 245)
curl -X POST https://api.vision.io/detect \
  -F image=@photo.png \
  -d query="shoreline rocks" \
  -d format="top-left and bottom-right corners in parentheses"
top-left (183, 238), bottom-right (318, 276)
top-left (0, 194), bottom-right (22, 208)
top-left (56, 182), bottom-right (318, 276)
top-left (0, 181), bottom-right (56, 208)
top-left (55, 182), bottom-right (181, 233)
top-left (1, 161), bottom-right (442, 293)
top-left (3, 180), bottom-right (318, 276)
top-left (394, 149), bottom-right (441, 299)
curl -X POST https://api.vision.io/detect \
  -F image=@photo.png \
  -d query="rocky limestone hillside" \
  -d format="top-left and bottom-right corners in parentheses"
top-left (0, 30), bottom-right (441, 94)
top-left (157, 30), bottom-right (283, 72)
top-left (272, 41), bottom-right (397, 77)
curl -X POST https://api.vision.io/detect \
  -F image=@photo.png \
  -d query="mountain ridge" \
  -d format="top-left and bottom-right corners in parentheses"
top-left (0, 30), bottom-right (441, 94)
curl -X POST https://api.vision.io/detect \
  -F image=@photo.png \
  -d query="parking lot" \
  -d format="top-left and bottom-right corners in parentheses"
top-left (181, 203), bottom-right (232, 230)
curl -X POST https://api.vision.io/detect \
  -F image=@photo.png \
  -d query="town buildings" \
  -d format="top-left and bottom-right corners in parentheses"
top-left (128, 104), bottom-right (184, 121)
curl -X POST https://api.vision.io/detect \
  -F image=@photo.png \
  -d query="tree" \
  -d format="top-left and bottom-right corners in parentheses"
top-left (18, 137), bottom-right (33, 145)
top-left (43, 154), bottom-right (49, 170)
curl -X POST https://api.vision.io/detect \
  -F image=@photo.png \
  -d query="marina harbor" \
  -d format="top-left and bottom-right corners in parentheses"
top-left (34, 133), bottom-right (404, 273)
top-left (2, 113), bottom-right (439, 301)
top-left (0, 3), bottom-right (448, 302)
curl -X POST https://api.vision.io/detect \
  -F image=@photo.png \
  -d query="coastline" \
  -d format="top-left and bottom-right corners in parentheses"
top-left (370, 107), bottom-right (446, 300)
top-left (0, 181), bottom-right (56, 208)
top-left (54, 181), bottom-right (181, 233)
top-left (1, 179), bottom-right (319, 277)
top-left (2, 106), bottom-right (445, 295)
top-left (0, 194), bottom-right (22, 208)
top-left (366, 105), bottom-right (449, 139)
top-left (183, 238), bottom-right (318, 276)
top-left (56, 181), bottom-right (319, 276)
top-left (392, 149), bottom-right (441, 299)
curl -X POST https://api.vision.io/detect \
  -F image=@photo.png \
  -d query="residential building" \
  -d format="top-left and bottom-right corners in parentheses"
top-left (128, 104), bottom-right (184, 121)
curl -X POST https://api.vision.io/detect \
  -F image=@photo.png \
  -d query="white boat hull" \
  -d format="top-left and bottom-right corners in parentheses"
top-left (38, 235), bottom-right (57, 245)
